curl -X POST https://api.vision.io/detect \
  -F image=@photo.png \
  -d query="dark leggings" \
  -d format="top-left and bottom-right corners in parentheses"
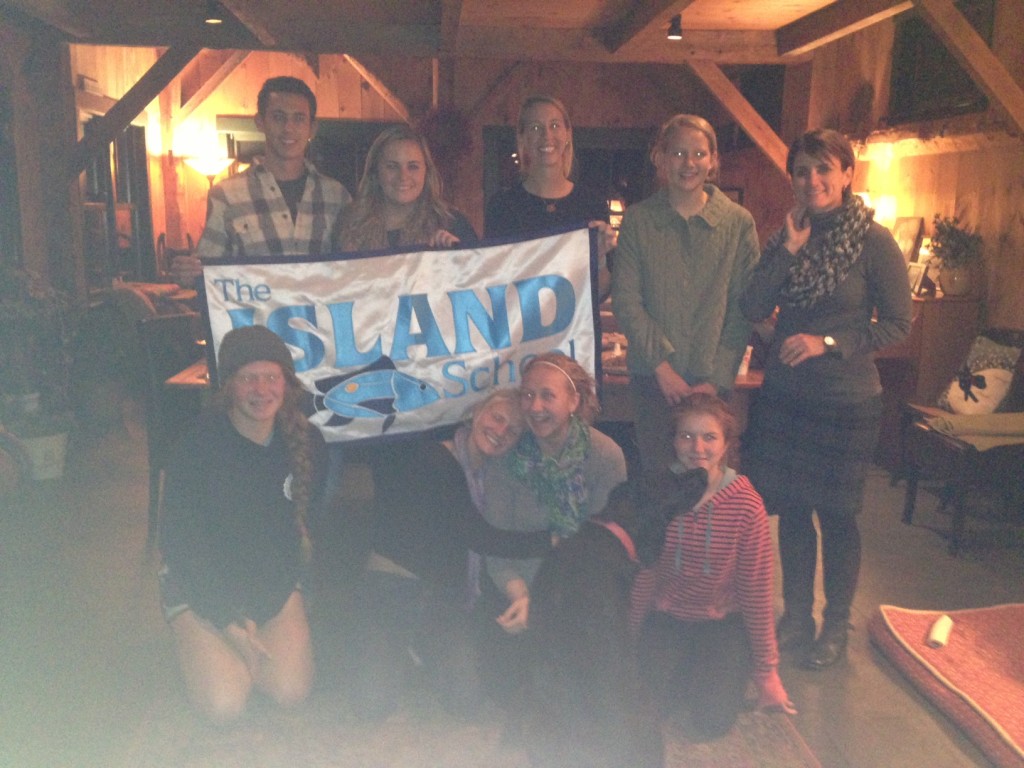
top-left (638, 611), bottom-right (751, 740)
top-left (777, 505), bottom-right (861, 626)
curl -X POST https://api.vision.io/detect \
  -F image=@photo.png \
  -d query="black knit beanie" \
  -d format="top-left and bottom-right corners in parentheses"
top-left (216, 325), bottom-right (295, 381)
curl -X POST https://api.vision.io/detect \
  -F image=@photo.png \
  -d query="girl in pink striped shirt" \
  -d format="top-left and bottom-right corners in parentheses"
top-left (630, 393), bottom-right (795, 740)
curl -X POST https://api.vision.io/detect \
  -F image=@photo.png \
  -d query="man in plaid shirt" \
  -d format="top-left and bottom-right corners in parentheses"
top-left (172, 76), bottom-right (351, 285)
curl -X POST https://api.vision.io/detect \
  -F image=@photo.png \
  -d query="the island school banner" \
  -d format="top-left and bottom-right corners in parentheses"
top-left (202, 227), bottom-right (599, 443)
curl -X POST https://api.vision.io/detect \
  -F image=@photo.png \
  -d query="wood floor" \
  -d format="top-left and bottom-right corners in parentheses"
top-left (1, 414), bottom-right (1021, 768)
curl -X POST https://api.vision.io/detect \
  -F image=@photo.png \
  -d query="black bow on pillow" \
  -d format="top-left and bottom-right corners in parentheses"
top-left (956, 365), bottom-right (987, 403)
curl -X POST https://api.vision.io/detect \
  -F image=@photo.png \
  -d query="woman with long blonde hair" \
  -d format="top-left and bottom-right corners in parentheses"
top-left (338, 124), bottom-right (477, 251)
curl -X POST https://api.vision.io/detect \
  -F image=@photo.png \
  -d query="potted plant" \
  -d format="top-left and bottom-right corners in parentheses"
top-left (928, 214), bottom-right (983, 297)
top-left (0, 262), bottom-right (80, 479)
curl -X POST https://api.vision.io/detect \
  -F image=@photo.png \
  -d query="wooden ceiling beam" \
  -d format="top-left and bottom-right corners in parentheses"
top-left (219, 0), bottom-right (279, 46)
top-left (68, 44), bottom-right (201, 179)
top-left (777, 0), bottom-right (913, 57)
top-left (912, 0), bottom-right (1024, 135)
top-left (342, 55), bottom-right (411, 123)
top-left (173, 50), bottom-right (249, 130)
top-left (686, 60), bottom-right (789, 176)
top-left (599, 0), bottom-right (689, 54)
top-left (457, 28), bottom-right (786, 64)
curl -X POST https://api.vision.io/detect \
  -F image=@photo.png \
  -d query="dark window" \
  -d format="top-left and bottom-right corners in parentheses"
top-left (887, 0), bottom-right (994, 125)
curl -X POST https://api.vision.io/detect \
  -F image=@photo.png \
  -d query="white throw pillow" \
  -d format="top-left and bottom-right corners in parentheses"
top-left (942, 368), bottom-right (1014, 415)
top-left (937, 335), bottom-right (1021, 414)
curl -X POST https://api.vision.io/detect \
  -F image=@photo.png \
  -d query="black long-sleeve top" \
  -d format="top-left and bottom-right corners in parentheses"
top-left (159, 410), bottom-right (327, 628)
top-left (369, 439), bottom-right (551, 593)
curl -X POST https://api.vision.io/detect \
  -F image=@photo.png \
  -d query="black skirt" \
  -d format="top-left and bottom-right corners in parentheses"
top-left (742, 390), bottom-right (882, 515)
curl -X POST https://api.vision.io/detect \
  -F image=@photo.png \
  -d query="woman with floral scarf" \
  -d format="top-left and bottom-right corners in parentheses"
top-left (474, 352), bottom-right (627, 704)
top-left (740, 129), bottom-right (911, 670)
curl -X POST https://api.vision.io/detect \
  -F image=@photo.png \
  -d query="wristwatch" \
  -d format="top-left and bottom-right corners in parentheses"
top-left (822, 335), bottom-right (840, 358)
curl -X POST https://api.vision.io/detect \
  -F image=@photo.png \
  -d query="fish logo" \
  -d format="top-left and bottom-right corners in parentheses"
top-left (311, 356), bottom-right (440, 433)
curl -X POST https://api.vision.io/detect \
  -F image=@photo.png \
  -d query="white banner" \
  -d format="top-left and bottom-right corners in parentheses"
top-left (202, 227), bottom-right (598, 443)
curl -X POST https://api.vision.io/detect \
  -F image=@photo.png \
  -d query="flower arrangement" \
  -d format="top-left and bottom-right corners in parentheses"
top-left (0, 262), bottom-right (80, 433)
top-left (928, 214), bottom-right (982, 271)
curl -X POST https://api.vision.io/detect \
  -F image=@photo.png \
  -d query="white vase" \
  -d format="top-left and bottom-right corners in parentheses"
top-left (939, 266), bottom-right (972, 297)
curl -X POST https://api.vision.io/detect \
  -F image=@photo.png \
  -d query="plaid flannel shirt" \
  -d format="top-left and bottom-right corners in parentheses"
top-left (196, 159), bottom-right (351, 261)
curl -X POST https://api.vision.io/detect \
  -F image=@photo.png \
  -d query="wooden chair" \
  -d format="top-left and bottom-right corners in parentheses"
top-left (138, 313), bottom-right (204, 548)
top-left (900, 328), bottom-right (1024, 554)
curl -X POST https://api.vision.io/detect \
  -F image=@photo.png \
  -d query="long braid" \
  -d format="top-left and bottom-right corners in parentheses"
top-left (277, 375), bottom-right (315, 563)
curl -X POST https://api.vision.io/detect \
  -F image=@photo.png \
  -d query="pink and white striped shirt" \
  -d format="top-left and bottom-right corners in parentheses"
top-left (629, 469), bottom-right (779, 684)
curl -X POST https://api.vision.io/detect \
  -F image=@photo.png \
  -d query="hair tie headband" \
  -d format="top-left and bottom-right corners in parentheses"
top-left (531, 359), bottom-right (577, 393)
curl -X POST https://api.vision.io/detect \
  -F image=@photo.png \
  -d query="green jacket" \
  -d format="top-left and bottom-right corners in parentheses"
top-left (612, 185), bottom-right (759, 392)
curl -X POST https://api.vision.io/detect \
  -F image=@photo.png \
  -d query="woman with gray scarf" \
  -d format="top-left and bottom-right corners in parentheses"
top-left (740, 129), bottom-right (912, 669)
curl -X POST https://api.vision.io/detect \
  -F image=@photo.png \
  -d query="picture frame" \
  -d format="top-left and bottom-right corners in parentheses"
top-left (892, 216), bottom-right (925, 262)
top-left (907, 262), bottom-right (927, 295)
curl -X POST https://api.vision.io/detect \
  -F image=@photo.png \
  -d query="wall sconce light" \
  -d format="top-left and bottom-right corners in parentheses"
top-left (204, 0), bottom-right (224, 25)
top-left (667, 15), bottom-right (683, 41)
top-left (184, 156), bottom-right (234, 187)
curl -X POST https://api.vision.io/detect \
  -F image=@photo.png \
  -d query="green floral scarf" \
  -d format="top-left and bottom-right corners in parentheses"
top-left (775, 194), bottom-right (874, 309)
top-left (510, 416), bottom-right (591, 538)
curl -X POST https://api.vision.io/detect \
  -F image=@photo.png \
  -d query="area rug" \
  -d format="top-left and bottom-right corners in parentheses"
top-left (869, 603), bottom-right (1024, 768)
top-left (118, 687), bottom-right (819, 768)
top-left (662, 709), bottom-right (820, 768)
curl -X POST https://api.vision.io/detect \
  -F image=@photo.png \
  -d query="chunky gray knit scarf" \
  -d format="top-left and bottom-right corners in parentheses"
top-left (775, 195), bottom-right (874, 309)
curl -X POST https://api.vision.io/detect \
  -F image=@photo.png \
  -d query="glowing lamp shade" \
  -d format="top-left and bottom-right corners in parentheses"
top-left (184, 156), bottom-right (234, 187)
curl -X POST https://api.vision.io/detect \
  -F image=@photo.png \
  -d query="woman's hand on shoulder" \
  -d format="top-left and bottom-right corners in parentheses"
top-left (783, 206), bottom-right (810, 255)
top-left (428, 228), bottom-right (461, 248)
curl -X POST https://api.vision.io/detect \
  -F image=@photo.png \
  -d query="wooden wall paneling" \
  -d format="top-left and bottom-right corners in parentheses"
top-left (155, 85), bottom-right (180, 252)
top-left (349, 54), bottom-right (435, 119)
top-left (892, 154), bottom-right (935, 221)
top-left (808, 21), bottom-right (896, 135)
top-left (327, 54), bottom-right (372, 118)
top-left (718, 146), bottom-right (794, 245)
top-left (957, 144), bottom-right (1024, 327)
top-left (344, 55), bottom-right (410, 122)
top-left (781, 61), bottom-right (813, 142)
top-left (992, 0), bottom-right (1024, 82)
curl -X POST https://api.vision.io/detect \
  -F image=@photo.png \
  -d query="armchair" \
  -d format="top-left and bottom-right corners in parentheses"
top-left (899, 328), bottom-right (1024, 555)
